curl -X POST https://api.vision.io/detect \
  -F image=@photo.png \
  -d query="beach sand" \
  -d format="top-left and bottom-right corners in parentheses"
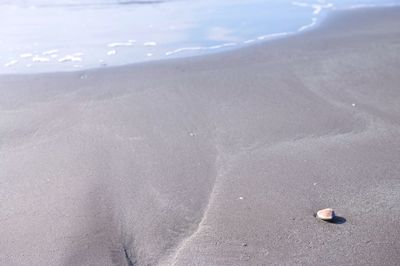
top-left (1, 7), bottom-right (400, 266)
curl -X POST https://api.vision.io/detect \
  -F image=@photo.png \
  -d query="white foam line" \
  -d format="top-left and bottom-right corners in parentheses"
top-left (4, 60), bottom-right (18, 67)
top-left (313, 5), bottom-right (323, 15)
top-left (143, 41), bottom-right (157, 47)
top-left (20, 53), bottom-right (33, 58)
top-left (32, 55), bottom-right (50, 62)
top-left (42, 49), bottom-right (59, 55)
top-left (209, 45), bottom-right (221, 49)
top-left (222, 42), bottom-right (237, 47)
top-left (292, 1), bottom-right (308, 8)
top-left (209, 42), bottom-right (237, 49)
top-left (58, 55), bottom-right (82, 63)
top-left (257, 32), bottom-right (290, 40)
top-left (346, 3), bottom-right (400, 9)
top-left (166, 47), bottom-right (205, 56)
top-left (166, 42), bottom-right (237, 56)
top-left (243, 39), bottom-right (256, 44)
top-left (348, 4), bottom-right (375, 9)
top-left (292, 2), bottom-right (334, 15)
top-left (107, 50), bottom-right (117, 56)
top-left (108, 42), bottom-right (134, 48)
top-left (242, 32), bottom-right (291, 46)
top-left (313, 3), bottom-right (333, 14)
top-left (298, 17), bottom-right (317, 32)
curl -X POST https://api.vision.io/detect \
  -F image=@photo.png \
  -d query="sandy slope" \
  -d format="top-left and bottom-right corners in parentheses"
top-left (0, 7), bottom-right (399, 266)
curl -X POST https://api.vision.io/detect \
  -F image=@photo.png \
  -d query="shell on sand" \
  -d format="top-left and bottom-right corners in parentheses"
top-left (317, 208), bottom-right (334, 221)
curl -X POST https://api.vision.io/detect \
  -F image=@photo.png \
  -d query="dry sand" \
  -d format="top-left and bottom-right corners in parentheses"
top-left (1, 7), bottom-right (400, 266)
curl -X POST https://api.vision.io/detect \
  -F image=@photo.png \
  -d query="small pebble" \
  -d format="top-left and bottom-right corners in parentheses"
top-left (316, 208), bottom-right (334, 221)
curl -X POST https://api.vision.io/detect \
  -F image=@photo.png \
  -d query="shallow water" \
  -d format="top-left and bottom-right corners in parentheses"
top-left (0, 0), bottom-right (399, 73)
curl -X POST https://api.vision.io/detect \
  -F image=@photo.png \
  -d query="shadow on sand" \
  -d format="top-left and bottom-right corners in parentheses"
top-left (327, 216), bottom-right (347, 224)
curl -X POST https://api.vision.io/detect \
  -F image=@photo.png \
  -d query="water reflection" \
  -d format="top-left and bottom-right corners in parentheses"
top-left (0, 0), bottom-right (398, 73)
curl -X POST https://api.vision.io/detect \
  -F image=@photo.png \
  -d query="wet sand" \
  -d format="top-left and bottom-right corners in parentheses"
top-left (1, 7), bottom-right (400, 266)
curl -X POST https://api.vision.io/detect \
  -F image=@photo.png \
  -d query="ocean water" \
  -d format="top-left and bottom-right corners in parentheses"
top-left (0, 0), bottom-right (399, 73)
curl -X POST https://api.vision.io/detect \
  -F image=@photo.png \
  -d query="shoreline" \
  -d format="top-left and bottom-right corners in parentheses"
top-left (1, 4), bottom-right (399, 77)
top-left (1, 6), bottom-right (400, 266)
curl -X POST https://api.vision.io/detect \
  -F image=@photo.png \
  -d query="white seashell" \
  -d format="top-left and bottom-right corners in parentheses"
top-left (316, 208), bottom-right (334, 221)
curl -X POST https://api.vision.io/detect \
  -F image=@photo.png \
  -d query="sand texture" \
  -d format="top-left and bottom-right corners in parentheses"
top-left (1, 7), bottom-right (400, 266)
